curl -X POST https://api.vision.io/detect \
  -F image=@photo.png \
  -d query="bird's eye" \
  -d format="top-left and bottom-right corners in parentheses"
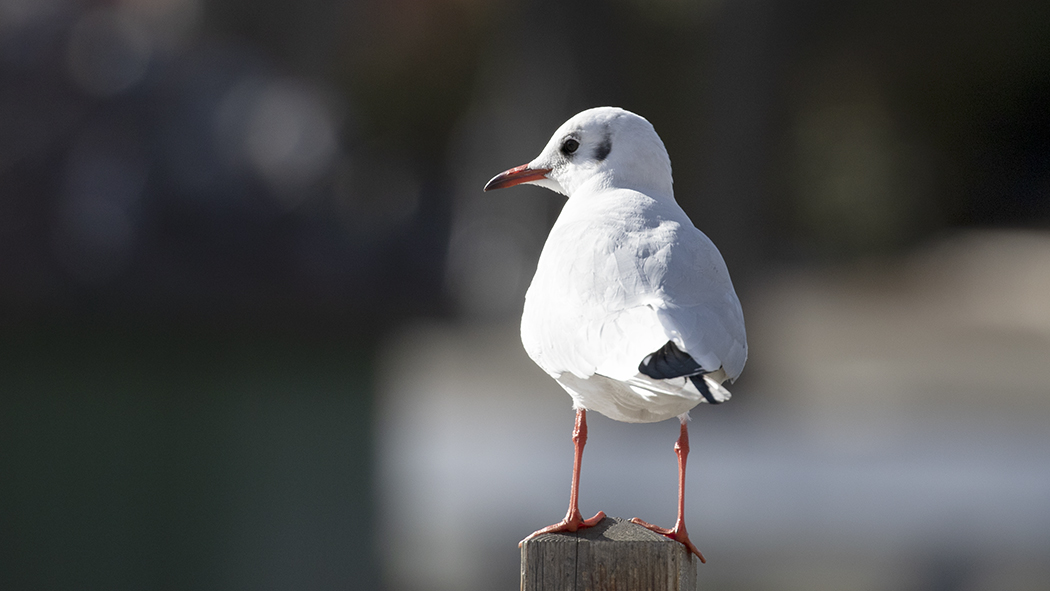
top-left (561, 138), bottom-right (580, 155)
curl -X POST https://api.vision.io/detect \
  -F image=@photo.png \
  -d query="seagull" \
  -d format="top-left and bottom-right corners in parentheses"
top-left (484, 107), bottom-right (747, 562)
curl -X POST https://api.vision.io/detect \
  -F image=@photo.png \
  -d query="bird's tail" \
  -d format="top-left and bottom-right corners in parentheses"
top-left (688, 370), bottom-right (731, 404)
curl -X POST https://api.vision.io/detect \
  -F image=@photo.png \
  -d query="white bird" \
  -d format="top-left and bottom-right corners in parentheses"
top-left (484, 107), bottom-right (747, 562)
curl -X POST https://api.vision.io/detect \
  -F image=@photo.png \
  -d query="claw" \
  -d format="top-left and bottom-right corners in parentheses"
top-left (519, 510), bottom-right (607, 546)
top-left (631, 517), bottom-right (706, 563)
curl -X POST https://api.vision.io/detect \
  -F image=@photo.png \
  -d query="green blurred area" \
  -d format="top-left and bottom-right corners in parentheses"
top-left (0, 325), bottom-right (376, 590)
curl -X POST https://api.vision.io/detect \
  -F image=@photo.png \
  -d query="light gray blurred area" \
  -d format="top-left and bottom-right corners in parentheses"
top-left (377, 230), bottom-right (1050, 591)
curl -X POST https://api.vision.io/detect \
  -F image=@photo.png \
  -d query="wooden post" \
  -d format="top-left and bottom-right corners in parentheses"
top-left (520, 516), bottom-right (699, 591)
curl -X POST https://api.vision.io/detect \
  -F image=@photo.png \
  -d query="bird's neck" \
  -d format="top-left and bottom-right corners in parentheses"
top-left (568, 173), bottom-right (675, 204)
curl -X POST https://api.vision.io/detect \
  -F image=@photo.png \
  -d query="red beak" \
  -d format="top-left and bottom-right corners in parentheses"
top-left (483, 164), bottom-right (552, 191)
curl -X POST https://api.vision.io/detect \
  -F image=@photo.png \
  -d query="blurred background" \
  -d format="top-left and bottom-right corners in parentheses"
top-left (1, 0), bottom-right (1049, 590)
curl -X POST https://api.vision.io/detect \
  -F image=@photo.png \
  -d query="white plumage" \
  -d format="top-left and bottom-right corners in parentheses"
top-left (484, 106), bottom-right (747, 559)
top-left (493, 106), bottom-right (746, 423)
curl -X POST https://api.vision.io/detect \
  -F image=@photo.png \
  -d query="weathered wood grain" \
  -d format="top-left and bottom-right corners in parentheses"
top-left (520, 516), bottom-right (699, 591)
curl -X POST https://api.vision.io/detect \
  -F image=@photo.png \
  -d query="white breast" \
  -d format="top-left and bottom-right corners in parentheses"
top-left (520, 187), bottom-right (746, 422)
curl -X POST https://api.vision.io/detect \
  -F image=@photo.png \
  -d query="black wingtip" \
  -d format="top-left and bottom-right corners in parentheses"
top-left (639, 341), bottom-right (723, 404)
top-left (638, 341), bottom-right (704, 380)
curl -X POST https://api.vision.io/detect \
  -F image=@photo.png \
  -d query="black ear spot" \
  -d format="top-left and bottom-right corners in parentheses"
top-left (561, 138), bottom-right (580, 155)
top-left (594, 136), bottom-right (612, 161)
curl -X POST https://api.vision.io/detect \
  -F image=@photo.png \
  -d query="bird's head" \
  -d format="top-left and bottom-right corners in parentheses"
top-left (484, 107), bottom-right (673, 199)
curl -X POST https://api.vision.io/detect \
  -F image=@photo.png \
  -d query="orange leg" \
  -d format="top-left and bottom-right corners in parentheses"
top-left (632, 419), bottom-right (706, 563)
top-left (520, 408), bottom-right (606, 545)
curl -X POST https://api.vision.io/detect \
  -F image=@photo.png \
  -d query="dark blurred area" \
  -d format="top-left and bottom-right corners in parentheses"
top-left (1, 0), bottom-right (1048, 589)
